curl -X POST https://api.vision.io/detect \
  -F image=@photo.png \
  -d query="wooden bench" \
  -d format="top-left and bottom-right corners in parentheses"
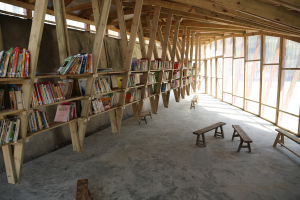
top-left (190, 95), bottom-right (199, 109)
top-left (75, 179), bottom-right (93, 200)
top-left (139, 109), bottom-right (152, 124)
top-left (273, 128), bottom-right (300, 158)
top-left (232, 125), bottom-right (253, 152)
top-left (193, 122), bottom-right (226, 147)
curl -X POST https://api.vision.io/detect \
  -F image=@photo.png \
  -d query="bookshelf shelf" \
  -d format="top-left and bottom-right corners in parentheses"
top-left (93, 88), bottom-right (124, 98)
top-left (97, 71), bottom-right (126, 75)
top-left (130, 70), bottom-right (148, 73)
top-left (32, 96), bottom-right (89, 109)
top-left (124, 100), bottom-right (140, 106)
top-left (127, 84), bottom-right (144, 90)
top-left (147, 82), bottom-right (158, 85)
top-left (27, 118), bottom-right (79, 139)
top-left (150, 70), bottom-right (162, 72)
top-left (35, 73), bottom-right (94, 79)
top-left (89, 106), bottom-right (120, 118)
top-left (0, 108), bottom-right (26, 116)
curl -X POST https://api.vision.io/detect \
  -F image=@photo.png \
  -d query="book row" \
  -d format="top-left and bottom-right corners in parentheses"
top-left (161, 83), bottom-right (171, 92)
top-left (28, 110), bottom-right (49, 133)
top-left (94, 77), bottom-right (112, 94)
top-left (0, 117), bottom-right (21, 145)
top-left (131, 58), bottom-right (182, 71)
top-left (0, 47), bottom-right (29, 78)
top-left (57, 54), bottom-right (93, 75)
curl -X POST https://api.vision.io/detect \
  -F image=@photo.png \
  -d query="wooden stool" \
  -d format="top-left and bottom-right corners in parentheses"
top-left (139, 110), bottom-right (152, 124)
top-left (75, 179), bottom-right (93, 200)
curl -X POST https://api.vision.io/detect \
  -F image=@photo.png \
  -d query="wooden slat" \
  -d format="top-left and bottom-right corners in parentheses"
top-left (193, 122), bottom-right (226, 135)
top-left (137, 18), bottom-right (147, 58)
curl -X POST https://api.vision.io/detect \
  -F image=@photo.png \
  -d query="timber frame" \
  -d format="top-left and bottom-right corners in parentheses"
top-left (1, 0), bottom-right (300, 185)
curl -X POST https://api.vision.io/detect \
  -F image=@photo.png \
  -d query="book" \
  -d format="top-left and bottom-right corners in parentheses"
top-left (9, 91), bottom-right (17, 110)
top-left (57, 54), bottom-right (93, 75)
top-left (0, 89), bottom-right (4, 110)
top-left (15, 91), bottom-right (24, 110)
top-left (54, 105), bottom-right (71, 122)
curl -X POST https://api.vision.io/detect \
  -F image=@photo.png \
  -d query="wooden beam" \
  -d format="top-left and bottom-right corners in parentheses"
top-left (146, 15), bottom-right (159, 59)
top-left (2, 145), bottom-right (17, 184)
top-left (65, 0), bottom-right (74, 6)
top-left (65, 3), bottom-right (92, 13)
top-left (53, 0), bottom-right (70, 64)
top-left (137, 18), bottom-right (147, 58)
top-left (157, 25), bottom-right (170, 61)
top-left (185, 29), bottom-right (190, 67)
top-left (180, 26), bottom-right (187, 99)
top-left (80, 8), bottom-right (93, 18)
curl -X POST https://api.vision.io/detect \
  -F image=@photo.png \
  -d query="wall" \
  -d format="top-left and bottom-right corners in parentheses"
top-left (0, 14), bottom-right (176, 173)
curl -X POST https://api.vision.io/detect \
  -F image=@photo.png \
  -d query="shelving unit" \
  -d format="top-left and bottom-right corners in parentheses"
top-left (0, 0), bottom-right (201, 185)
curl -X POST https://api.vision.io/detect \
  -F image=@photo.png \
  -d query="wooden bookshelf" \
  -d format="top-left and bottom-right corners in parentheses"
top-left (0, 0), bottom-right (200, 185)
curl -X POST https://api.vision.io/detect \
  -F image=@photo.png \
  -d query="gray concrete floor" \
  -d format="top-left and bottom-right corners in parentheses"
top-left (1, 94), bottom-right (300, 200)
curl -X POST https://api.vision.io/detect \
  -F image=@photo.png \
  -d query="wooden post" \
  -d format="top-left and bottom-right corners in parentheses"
top-left (172, 17), bottom-right (181, 102)
top-left (146, 15), bottom-right (159, 59)
top-left (259, 35), bottom-right (265, 117)
top-left (53, 0), bottom-right (70, 64)
top-left (116, 0), bottom-right (143, 131)
top-left (157, 25), bottom-right (170, 61)
top-left (12, 0), bottom-right (49, 185)
top-left (137, 18), bottom-right (147, 58)
top-left (190, 32), bottom-right (195, 94)
top-left (78, 0), bottom-right (111, 148)
top-left (140, 6), bottom-right (161, 116)
top-left (275, 37), bottom-right (284, 125)
top-left (180, 26), bottom-right (187, 99)
top-left (155, 13), bottom-right (172, 109)
top-left (198, 37), bottom-right (201, 90)
top-left (222, 38), bottom-right (225, 101)
top-left (244, 36), bottom-right (247, 110)
top-left (232, 37), bottom-right (235, 104)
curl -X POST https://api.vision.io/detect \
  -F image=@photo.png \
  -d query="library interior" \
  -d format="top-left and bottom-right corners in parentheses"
top-left (0, 0), bottom-right (300, 199)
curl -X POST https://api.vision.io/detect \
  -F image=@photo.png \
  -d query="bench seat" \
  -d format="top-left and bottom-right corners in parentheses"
top-left (193, 122), bottom-right (226, 147)
top-left (273, 128), bottom-right (300, 158)
top-left (232, 125), bottom-right (252, 152)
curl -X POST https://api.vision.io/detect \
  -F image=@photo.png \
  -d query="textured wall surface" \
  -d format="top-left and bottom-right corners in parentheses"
top-left (0, 14), bottom-right (166, 173)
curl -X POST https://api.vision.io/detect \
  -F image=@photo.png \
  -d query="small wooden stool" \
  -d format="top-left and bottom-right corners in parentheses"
top-left (190, 95), bottom-right (199, 109)
top-left (139, 109), bottom-right (152, 124)
top-left (75, 179), bottom-right (93, 200)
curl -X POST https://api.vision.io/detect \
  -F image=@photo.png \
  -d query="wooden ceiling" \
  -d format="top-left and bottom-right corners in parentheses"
top-left (4, 0), bottom-right (300, 43)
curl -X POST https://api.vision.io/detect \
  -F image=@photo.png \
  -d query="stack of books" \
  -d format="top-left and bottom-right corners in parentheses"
top-left (150, 59), bottom-right (163, 70)
top-left (173, 71), bottom-right (181, 79)
top-left (131, 58), bottom-right (149, 71)
top-left (171, 80), bottom-right (180, 89)
top-left (57, 54), bottom-right (93, 75)
top-left (0, 118), bottom-right (21, 145)
top-left (163, 72), bottom-right (169, 81)
top-left (0, 47), bottom-right (29, 78)
top-left (91, 98), bottom-right (105, 114)
top-left (187, 61), bottom-right (192, 68)
top-left (54, 102), bottom-right (77, 122)
top-left (9, 85), bottom-right (24, 110)
top-left (28, 110), bottom-right (49, 133)
top-left (161, 83), bottom-right (170, 92)
top-left (183, 70), bottom-right (192, 77)
top-left (147, 73), bottom-right (156, 84)
top-left (94, 77), bottom-right (111, 94)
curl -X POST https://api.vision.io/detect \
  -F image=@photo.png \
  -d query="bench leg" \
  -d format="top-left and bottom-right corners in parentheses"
top-left (280, 133), bottom-right (284, 144)
top-left (231, 130), bottom-right (239, 141)
top-left (273, 133), bottom-right (281, 147)
top-left (144, 116), bottom-right (147, 124)
top-left (214, 127), bottom-right (218, 137)
top-left (247, 142), bottom-right (251, 153)
top-left (238, 140), bottom-right (243, 152)
top-left (196, 133), bottom-right (206, 147)
top-left (220, 126), bottom-right (224, 138)
top-left (150, 112), bottom-right (152, 119)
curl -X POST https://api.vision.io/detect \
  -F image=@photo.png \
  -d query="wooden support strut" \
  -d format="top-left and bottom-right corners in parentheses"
top-left (155, 13), bottom-right (173, 110)
top-left (116, 0), bottom-right (143, 131)
top-left (180, 26), bottom-right (187, 99)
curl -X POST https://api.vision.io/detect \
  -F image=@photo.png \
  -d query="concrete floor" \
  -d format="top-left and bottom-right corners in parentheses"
top-left (1, 94), bottom-right (300, 200)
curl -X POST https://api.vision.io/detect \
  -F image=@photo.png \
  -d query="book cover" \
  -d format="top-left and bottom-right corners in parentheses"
top-left (78, 78), bottom-right (87, 95)
top-left (54, 105), bottom-right (71, 122)
top-left (14, 91), bottom-right (24, 110)
top-left (9, 91), bottom-right (17, 110)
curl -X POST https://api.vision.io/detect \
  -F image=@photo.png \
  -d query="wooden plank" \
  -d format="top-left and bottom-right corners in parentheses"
top-left (137, 18), bottom-right (147, 58)
top-left (53, 0), bottom-right (70, 65)
top-left (69, 121), bottom-right (81, 152)
top-left (109, 110), bottom-right (119, 133)
top-left (146, 9), bottom-right (160, 60)
top-left (115, 0), bottom-right (128, 57)
top-left (193, 122), bottom-right (226, 135)
top-left (194, 36), bottom-right (199, 92)
top-left (180, 26), bottom-right (187, 99)
top-left (91, 0), bottom-right (101, 26)
top-left (232, 125), bottom-right (252, 142)
top-left (65, 3), bottom-right (92, 13)
top-left (2, 145), bottom-right (17, 184)
top-left (172, 17), bottom-right (181, 69)
top-left (185, 30), bottom-right (190, 68)
top-left (276, 129), bottom-right (300, 144)
top-left (275, 37), bottom-right (284, 125)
